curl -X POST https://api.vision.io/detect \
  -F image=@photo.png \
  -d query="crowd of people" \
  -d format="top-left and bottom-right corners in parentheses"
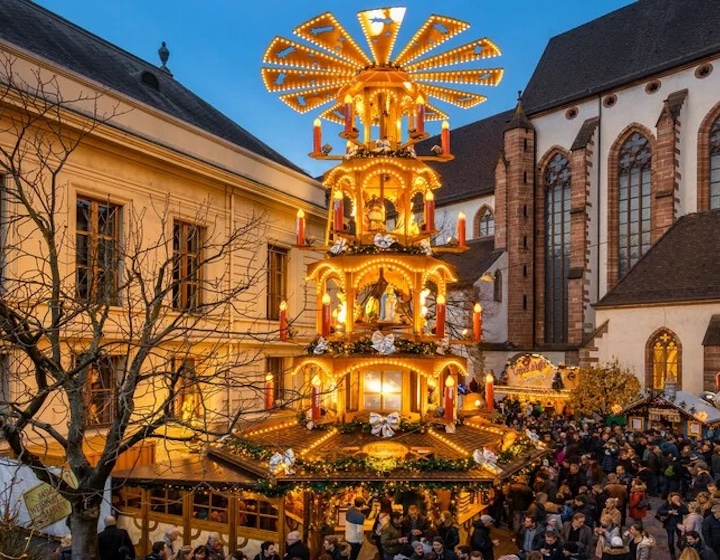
top-left (50, 517), bottom-right (281, 560)
top-left (486, 400), bottom-right (720, 560)
top-left (50, 401), bottom-right (720, 560)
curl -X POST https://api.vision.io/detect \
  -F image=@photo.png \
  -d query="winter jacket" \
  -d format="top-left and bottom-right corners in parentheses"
top-left (634, 536), bottom-right (654, 560)
top-left (628, 490), bottom-right (648, 521)
top-left (701, 514), bottom-right (720, 554)
top-left (470, 522), bottom-right (494, 560)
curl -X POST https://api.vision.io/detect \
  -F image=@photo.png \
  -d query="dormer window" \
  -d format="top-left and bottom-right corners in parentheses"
top-left (141, 71), bottom-right (160, 91)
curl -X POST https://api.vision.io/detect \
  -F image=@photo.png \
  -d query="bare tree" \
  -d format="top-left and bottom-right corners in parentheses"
top-left (0, 55), bottom-right (291, 558)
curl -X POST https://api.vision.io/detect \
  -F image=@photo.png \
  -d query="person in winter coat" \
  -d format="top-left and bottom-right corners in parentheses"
top-left (627, 480), bottom-right (649, 523)
top-left (254, 541), bottom-right (280, 560)
top-left (656, 492), bottom-right (689, 560)
top-left (531, 530), bottom-right (564, 560)
top-left (625, 524), bottom-right (654, 560)
top-left (380, 511), bottom-right (408, 560)
top-left (560, 513), bottom-right (592, 551)
top-left (678, 502), bottom-right (704, 537)
top-left (431, 536), bottom-right (457, 560)
top-left (436, 510), bottom-right (459, 552)
top-left (678, 531), bottom-right (718, 560)
top-left (515, 514), bottom-right (541, 560)
top-left (284, 531), bottom-right (310, 560)
top-left (470, 514), bottom-right (499, 560)
top-left (700, 504), bottom-right (720, 554)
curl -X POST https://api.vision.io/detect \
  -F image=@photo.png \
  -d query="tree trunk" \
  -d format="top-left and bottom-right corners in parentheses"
top-left (68, 506), bottom-right (101, 560)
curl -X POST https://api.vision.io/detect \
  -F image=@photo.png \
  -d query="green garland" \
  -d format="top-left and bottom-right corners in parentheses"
top-left (255, 477), bottom-right (491, 498)
top-left (336, 242), bottom-right (429, 257)
top-left (346, 147), bottom-right (416, 160)
top-left (306, 335), bottom-right (438, 356)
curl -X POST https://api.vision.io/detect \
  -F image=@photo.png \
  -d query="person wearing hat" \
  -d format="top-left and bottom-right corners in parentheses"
top-left (431, 536), bottom-right (456, 560)
top-left (409, 540), bottom-right (427, 560)
top-left (701, 503), bottom-right (720, 554)
top-left (470, 515), bottom-right (499, 560)
top-left (284, 531), bottom-right (309, 560)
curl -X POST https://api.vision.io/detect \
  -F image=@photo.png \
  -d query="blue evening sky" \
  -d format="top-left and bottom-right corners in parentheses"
top-left (35, 1), bottom-right (634, 178)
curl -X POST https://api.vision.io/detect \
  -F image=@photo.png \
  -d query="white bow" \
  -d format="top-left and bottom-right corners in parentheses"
top-left (374, 233), bottom-right (396, 249)
top-left (371, 331), bottom-right (396, 354)
top-left (369, 412), bottom-right (400, 438)
top-left (445, 423), bottom-right (456, 434)
top-left (330, 237), bottom-right (348, 255)
top-left (435, 336), bottom-right (450, 355)
top-left (420, 239), bottom-right (433, 255)
top-left (269, 448), bottom-right (296, 474)
top-left (313, 337), bottom-right (328, 355)
top-left (473, 447), bottom-right (501, 474)
top-left (526, 428), bottom-right (540, 441)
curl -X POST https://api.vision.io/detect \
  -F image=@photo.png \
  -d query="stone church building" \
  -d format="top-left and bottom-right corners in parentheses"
top-left (427, 0), bottom-right (720, 396)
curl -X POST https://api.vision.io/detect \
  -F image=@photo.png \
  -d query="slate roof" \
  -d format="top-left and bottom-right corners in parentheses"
top-left (596, 210), bottom-right (720, 307)
top-left (0, 0), bottom-right (306, 175)
top-left (522, 0), bottom-right (720, 115)
top-left (417, 109), bottom-right (513, 206)
top-left (441, 238), bottom-right (504, 288)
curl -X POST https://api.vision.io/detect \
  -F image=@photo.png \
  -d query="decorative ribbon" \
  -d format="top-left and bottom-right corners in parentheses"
top-left (374, 233), bottom-right (396, 249)
top-left (473, 447), bottom-right (501, 474)
top-left (420, 239), bottom-right (433, 256)
top-left (269, 448), bottom-right (296, 474)
top-left (313, 337), bottom-right (328, 355)
top-left (445, 423), bottom-right (456, 434)
top-left (526, 428), bottom-right (540, 442)
top-left (371, 331), bottom-right (396, 354)
top-left (330, 237), bottom-right (348, 255)
top-left (369, 411), bottom-right (400, 438)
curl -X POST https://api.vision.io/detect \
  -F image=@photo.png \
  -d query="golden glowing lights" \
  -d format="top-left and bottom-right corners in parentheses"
top-left (261, 7), bottom-right (503, 125)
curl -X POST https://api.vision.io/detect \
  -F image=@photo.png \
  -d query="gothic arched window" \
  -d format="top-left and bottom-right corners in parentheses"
top-left (544, 153), bottom-right (571, 343)
top-left (710, 117), bottom-right (720, 209)
top-left (474, 206), bottom-right (494, 238)
top-left (648, 330), bottom-right (681, 390)
top-left (618, 133), bottom-right (652, 277)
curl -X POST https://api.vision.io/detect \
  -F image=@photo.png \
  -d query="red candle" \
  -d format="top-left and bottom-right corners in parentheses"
top-left (444, 376), bottom-right (455, 422)
top-left (265, 373), bottom-right (275, 410)
top-left (321, 293), bottom-right (331, 337)
top-left (313, 118), bottom-right (322, 153)
top-left (457, 212), bottom-right (466, 247)
top-left (441, 120), bottom-right (450, 155)
top-left (485, 373), bottom-right (494, 412)
top-left (436, 294), bottom-right (446, 338)
top-left (424, 191), bottom-right (435, 231)
top-left (473, 303), bottom-right (482, 343)
top-left (296, 209), bottom-right (305, 246)
top-left (344, 95), bottom-right (353, 134)
top-left (416, 95), bottom-right (425, 135)
top-left (311, 376), bottom-right (321, 421)
top-left (333, 191), bottom-right (344, 231)
top-left (279, 300), bottom-right (288, 341)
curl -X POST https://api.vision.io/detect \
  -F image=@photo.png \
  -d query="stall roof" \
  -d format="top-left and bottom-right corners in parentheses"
top-left (112, 454), bottom-right (261, 489)
top-left (207, 413), bottom-right (546, 486)
top-left (619, 390), bottom-right (720, 425)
